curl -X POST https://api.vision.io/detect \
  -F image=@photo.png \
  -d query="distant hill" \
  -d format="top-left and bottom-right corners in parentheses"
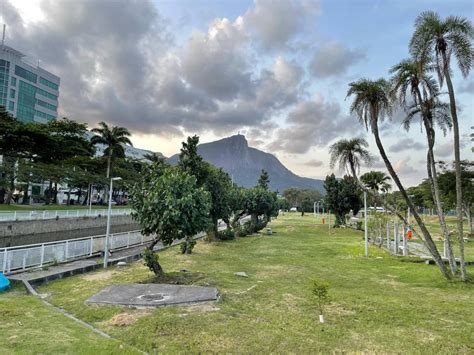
top-left (169, 134), bottom-right (324, 193)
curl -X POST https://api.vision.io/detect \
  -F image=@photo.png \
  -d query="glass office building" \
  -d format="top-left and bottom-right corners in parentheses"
top-left (0, 44), bottom-right (60, 123)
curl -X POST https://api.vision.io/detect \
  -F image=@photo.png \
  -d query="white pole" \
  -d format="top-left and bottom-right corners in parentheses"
top-left (103, 179), bottom-right (114, 268)
top-left (88, 184), bottom-right (93, 215)
top-left (313, 202), bottom-right (317, 217)
top-left (364, 191), bottom-right (368, 257)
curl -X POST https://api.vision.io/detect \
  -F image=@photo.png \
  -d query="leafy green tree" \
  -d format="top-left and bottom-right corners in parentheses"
top-left (278, 197), bottom-right (291, 211)
top-left (204, 163), bottom-right (233, 239)
top-left (282, 188), bottom-right (323, 210)
top-left (324, 174), bottom-right (362, 227)
top-left (177, 135), bottom-right (208, 187)
top-left (91, 121), bottom-right (132, 179)
top-left (130, 167), bottom-right (211, 274)
top-left (346, 78), bottom-right (450, 279)
top-left (257, 169), bottom-right (270, 190)
top-left (410, 11), bottom-right (473, 280)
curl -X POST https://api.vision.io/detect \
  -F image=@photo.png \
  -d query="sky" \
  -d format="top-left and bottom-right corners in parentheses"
top-left (1, 0), bottom-right (473, 187)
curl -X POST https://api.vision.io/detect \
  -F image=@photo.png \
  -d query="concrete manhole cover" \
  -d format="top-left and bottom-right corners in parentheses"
top-left (86, 283), bottom-right (219, 308)
top-left (138, 293), bottom-right (167, 302)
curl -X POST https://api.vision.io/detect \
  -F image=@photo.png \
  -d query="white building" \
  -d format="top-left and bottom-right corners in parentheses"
top-left (0, 43), bottom-right (60, 123)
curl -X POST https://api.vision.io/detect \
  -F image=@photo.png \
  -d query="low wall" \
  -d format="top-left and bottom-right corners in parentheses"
top-left (0, 215), bottom-right (139, 247)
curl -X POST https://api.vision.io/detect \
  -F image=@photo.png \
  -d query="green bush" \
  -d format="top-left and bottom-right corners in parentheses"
top-left (143, 249), bottom-right (160, 272)
top-left (180, 238), bottom-right (197, 254)
top-left (217, 229), bottom-right (235, 240)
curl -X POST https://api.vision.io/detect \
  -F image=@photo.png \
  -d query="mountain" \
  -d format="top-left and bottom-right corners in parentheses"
top-left (168, 134), bottom-right (324, 192)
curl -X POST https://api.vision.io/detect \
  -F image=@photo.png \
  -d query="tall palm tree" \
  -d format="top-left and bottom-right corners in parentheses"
top-left (360, 171), bottom-right (391, 194)
top-left (410, 11), bottom-right (473, 281)
top-left (329, 138), bottom-right (372, 178)
top-left (346, 78), bottom-right (450, 279)
top-left (91, 122), bottom-right (133, 179)
top-left (390, 57), bottom-right (457, 276)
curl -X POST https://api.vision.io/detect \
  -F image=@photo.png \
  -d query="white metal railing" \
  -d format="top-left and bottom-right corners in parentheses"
top-left (0, 208), bottom-right (132, 222)
top-left (1, 229), bottom-right (152, 274)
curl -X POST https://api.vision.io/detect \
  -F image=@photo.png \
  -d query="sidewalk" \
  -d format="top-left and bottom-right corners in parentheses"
top-left (8, 238), bottom-right (181, 287)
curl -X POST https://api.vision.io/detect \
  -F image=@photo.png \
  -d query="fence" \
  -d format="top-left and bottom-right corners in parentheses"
top-left (0, 208), bottom-right (132, 222)
top-left (0, 229), bottom-right (153, 274)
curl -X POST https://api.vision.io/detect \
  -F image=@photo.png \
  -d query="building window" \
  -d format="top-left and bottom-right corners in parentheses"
top-left (37, 87), bottom-right (58, 101)
top-left (9, 88), bottom-right (15, 99)
top-left (8, 101), bottom-right (14, 111)
top-left (10, 76), bottom-right (16, 86)
top-left (15, 65), bottom-right (37, 83)
top-left (39, 77), bottom-right (59, 91)
top-left (34, 109), bottom-right (55, 121)
top-left (17, 80), bottom-right (37, 122)
top-left (36, 98), bottom-right (57, 112)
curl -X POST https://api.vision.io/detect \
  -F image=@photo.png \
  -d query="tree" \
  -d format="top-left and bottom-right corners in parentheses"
top-left (390, 56), bottom-right (458, 275)
top-left (282, 188), bottom-right (323, 210)
top-left (410, 11), bottom-right (473, 280)
top-left (257, 169), bottom-right (270, 190)
top-left (346, 78), bottom-right (450, 279)
top-left (329, 138), bottom-right (372, 178)
top-left (324, 174), bottom-right (362, 227)
top-left (177, 135), bottom-right (207, 187)
top-left (360, 171), bottom-right (391, 195)
top-left (91, 122), bottom-right (133, 179)
top-left (130, 167), bottom-right (211, 274)
top-left (204, 163), bottom-right (233, 239)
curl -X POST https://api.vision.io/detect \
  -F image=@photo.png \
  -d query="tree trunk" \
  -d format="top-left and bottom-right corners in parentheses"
top-left (442, 50), bottom-right (466, 280)
top-left (77, 187), bottom-right (82, 204)
top-left (464, 204), bottom-right (472, 236)
top-left (145, 238), bottom-right (164, 276)
top-left (22, 182), bottom-right (29, 205)
top-left (53, 182), bottom-right (58, 204)
top-left (425, 126), bottom-right (457, 275)
top-left (372, 123), bottom-right (450, 279)
top-left (46, 180), bottom-right (53, 205)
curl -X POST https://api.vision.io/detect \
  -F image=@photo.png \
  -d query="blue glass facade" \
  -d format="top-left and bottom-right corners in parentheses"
top-left (0, 59), bottom-right (9, 107)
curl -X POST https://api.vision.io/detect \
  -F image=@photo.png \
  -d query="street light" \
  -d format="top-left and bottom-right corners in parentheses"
top-left (364, 191), bottom-right (368, 257)
top-left (104, 177), bottom-right (122, 268)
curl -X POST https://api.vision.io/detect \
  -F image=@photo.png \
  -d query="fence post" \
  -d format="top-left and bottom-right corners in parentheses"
top-left (77, 210), bottom-right (80, 217)
top-left (55, 210), bottom-right (58, 219)
top-left (393, 223), bottom-right (398, 254)
top-left (141, 233), bottom-right (144, 245)
top-left (29, 211), bottom-right (33, 220)
top-left (403, 224), bottom-right (408, 256)
top-left (43, 211), bottom-right (46, 219)
top-left (65, 240), bottom-right (69, 260)
top-left (90, 237), bottom-right (94, 256)
top-left (14, 211), bottom-right (17, 220)
top-left (40, 244), bottom-right (45, 267)
top-left (386, 221), bottom-right (390, 249)
top-left (127, 232), bottom-right (130, 248)
top-left (2, 249), bottom-right (7, 274)
top-left (66, 210), bottom-right (69, 217)
top-left (22, 254), bottom-right (27, 270)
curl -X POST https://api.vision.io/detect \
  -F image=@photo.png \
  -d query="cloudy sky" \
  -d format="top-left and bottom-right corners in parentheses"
top-left (1, 0), bottom-right (473, 186)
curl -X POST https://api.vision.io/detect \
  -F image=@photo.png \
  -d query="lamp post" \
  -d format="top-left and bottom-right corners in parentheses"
top-left (104, 177), bottom-right (122, 268)
top-left (364, 191), bottom-right (368, 257)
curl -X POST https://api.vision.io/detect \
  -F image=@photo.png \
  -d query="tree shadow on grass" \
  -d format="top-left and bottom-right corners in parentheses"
top-left (140, 271), bottom-right (207, 285)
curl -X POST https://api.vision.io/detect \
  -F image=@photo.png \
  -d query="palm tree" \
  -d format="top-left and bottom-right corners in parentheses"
top-left (91, 122), bottom-right (133, 179)
top-left (329, 138), bottom-right (372, 178)
top-left (346, 78), bottom-right (450, 279)
top-left (410, 11), bottom-right (473, 280)
top-left (390, 57), bottom-right (457, 276)
top-left (360, 171), bottom-right (391, 194)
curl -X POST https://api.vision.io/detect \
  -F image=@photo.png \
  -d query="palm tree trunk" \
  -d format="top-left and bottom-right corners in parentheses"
top-left (464, 203), bottom-right (472, 236)
top-left (442, 50), bottom-right (466, 281)
top-left (422, 114), bottom-right (457, 275)
top-left (372, 123), bottom-right (450, 279)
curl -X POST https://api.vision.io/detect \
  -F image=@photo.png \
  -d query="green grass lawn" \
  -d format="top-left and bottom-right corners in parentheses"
top-left (1, 214), bottom-right (473, 353)
top-left (0, 204), bottom-right (129, 211)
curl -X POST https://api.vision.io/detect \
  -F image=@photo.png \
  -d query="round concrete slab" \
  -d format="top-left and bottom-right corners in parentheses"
top-left (86, 283), bottom-right (219, 308)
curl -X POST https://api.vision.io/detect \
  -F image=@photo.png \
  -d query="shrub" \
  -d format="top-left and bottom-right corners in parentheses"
top-left (217, 229), bottom-right (235, 240)
top-left (310, 278), bottom-right (330, 323)
top-left (143, 249), bottom-right (160, 273)
top-left (180, 238), bottom-right (197, 254)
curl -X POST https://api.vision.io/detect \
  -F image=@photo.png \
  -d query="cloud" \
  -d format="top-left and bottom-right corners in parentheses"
top-left (2, 0), bottom-right (310, 138)
top-left (303, 159), bottom-right (324, 167)
top-left (458, 78), bottom-right (474, 94)
top-left (393, 158), bottom-right (418, 176)
top-left (389, 137), bottom-right (425, 152)
top-left (267, 94), bottom-right (362, 154)
top-left (309, 42), bottom-right (365, 78)
top-left (241, 0), bottom-right (320, 50)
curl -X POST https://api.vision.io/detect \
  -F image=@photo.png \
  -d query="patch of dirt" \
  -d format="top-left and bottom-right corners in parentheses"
top-left (326, 303), bottom-right (356, 316)
top-left (142, 271), bottom-right (206, 285)
top-left (281, 293), bottom-right (305, 312)
top-left (286, 225), bottom-right (296, 232)
top-left (103, 311), bottom-right (151, 327)
top-left (178, 304), bottom-right (220, 317)
top-left (81, 271), bottom-right (114, 281)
